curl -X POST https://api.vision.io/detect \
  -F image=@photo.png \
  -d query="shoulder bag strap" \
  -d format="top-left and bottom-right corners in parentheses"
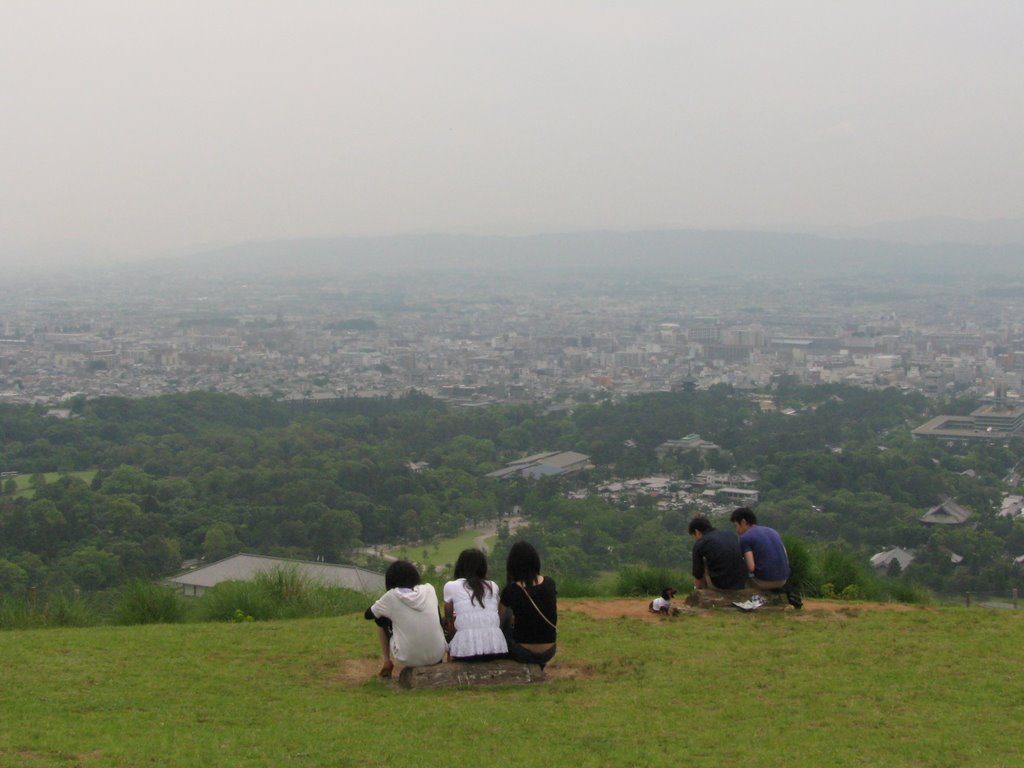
top-left (518, 583), bottom-right (556, 630)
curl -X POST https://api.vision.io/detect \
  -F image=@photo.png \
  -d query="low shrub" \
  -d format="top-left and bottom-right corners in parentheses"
top-left (615, 565), bottom-right (690, 597)
top-left (883, 579), bottom-right (931, 604)
top-left (194, 567), bottom-right (369, 621)
top-left (555, 575), bottom-right (603, 598)
top-left (193, 580), bottom-right (280, 622)
top-left (302, 585), bottom-right (367, 617)
top-left (782, 535), bottom-right (816, 595)
top-left (0, 591), bottom-right (100, 629)
top-left (816, 547), bottom-right (866, 596)
top-left (0, 595), bottom-right (36, 630)
top-left (822, 582), bottom-right (862, 600)
top-left (252, 566), bottom-right (310, 606)
top-left (113, 580), bottom-right (186, 625)
top-left (804, 545), bottom-right (932, 604)
top-left (43, 591), bottom-right (99, 628)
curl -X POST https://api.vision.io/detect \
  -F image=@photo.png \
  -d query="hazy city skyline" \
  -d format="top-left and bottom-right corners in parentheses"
top-left (3, 2), bottom-right (1023, 265)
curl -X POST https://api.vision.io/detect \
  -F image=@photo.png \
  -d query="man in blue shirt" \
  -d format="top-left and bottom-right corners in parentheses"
top-left (729, 507), bottom-right (789, 590)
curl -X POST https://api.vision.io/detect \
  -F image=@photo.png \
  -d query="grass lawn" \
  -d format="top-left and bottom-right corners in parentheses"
top-left (385, 526), bottom-right (498, 571)
top-left (1, 601), bottom-right (1022, 767)
top-left (10, 470), bottom-right (97, 499)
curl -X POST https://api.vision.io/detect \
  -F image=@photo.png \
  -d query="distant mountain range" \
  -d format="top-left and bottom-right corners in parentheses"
top-left (165, 227), bottom-right (1024, 280)
top-left (4, 220), bottom-right (1023, 280)
top-left (817, 216), bottom-right (1024, 246)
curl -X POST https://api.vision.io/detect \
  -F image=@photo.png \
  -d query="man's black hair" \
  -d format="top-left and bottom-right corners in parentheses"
top-left (729, 507), bottom-right (758, 526)
top-left (384, 560), bottom-right (421, 590)
top-left (688, 516), bottom-right (713, 535)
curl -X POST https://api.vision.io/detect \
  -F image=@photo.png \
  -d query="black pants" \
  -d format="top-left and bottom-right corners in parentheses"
top-left (500, 610), bottom-right (557, 668)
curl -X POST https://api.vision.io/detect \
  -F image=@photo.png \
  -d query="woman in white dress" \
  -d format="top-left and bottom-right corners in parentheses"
top-left (443, 548), bottom-right (508, 662)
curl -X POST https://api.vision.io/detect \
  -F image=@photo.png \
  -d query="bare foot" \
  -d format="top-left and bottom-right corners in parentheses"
top-left (378, 660), bottom-right (394, 679)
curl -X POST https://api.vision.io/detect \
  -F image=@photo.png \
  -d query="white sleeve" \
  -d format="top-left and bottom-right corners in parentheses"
top-left (442, 580), bottom-right (458, 604)
top-left (370, 590), bottom-right (392, 618)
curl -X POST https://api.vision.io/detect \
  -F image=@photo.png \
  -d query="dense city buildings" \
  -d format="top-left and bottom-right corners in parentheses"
top-left (2, 260), bottom-right (1023, 412)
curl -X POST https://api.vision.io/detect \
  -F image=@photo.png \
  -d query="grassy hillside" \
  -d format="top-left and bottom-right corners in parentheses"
top-left (1, 601), bottom-right (1021, 767)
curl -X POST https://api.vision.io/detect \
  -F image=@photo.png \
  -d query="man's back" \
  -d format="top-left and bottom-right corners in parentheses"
top-left (693, 528), bottom-right (748, 590)
top-left (740, 525), bottom-right (789, 583)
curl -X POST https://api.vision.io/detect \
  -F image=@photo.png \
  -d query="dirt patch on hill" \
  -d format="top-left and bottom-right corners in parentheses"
top-left (333, 658), bottom-right (385, 685)
top-left (561, 599), bottom-right (676, 622)
top-left (334, 656), bottom-right (595, 686)
top-left (543, 659), bottom-right (598, 680)
top-left (562, 597), bottom-right (931, 620)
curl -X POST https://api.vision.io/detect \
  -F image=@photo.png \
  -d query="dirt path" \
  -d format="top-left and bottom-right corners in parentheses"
top-left (562, 597), bottom-right (930, 621)
top-left (472, 530), bottom-right (493, 552)
top-left (473, 516), bottom-right (525, 554)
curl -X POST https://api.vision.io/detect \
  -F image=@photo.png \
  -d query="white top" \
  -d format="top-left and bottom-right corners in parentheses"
top-left (443, 578), bottom-right (508, 659)
top-left (370, 585), bottom-right (447, 667)
top-left (651, 596), bottom-right (672, 612)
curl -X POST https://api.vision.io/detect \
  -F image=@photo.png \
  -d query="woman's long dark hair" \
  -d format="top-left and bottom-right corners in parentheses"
top-left (454, 548), bottom-right (492, 607)
top-left (505, 541), bottom-right (541, 586)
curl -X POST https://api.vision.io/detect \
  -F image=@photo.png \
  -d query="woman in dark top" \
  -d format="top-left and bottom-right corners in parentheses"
top-left (499, 541), bottom-right (557, 668)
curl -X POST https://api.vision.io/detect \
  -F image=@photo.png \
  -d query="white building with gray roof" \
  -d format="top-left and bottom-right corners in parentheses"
top-left (166, 553), bottom-right (385, 597)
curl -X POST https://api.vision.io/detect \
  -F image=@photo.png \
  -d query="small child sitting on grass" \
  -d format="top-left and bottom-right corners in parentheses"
top-left (649, 587), bottom-right (679, 615)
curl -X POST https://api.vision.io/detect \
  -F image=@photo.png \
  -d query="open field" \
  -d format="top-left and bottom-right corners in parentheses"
top-left (9, 471), bottom-right (97, 499)
top-left (383, 526), bottom-right (498, 570)
top-left (1, 599), bottom-right (1022, 767)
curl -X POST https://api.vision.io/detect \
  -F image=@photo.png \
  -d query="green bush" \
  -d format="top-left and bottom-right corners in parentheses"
top-left (0, 595), bottom-right (36, 630)
top-left (782, 535), bottom-right (815, 595)
top-left (615, 566), bottom-right (690, 597)
top-left (815, 547), bottom-right (867, 596)
top-left (43, 591), bottom-right (98, 628)
top-left (252, 566), bottom-right (310, 606)
top-left (822, 582), bottom-right (862, 600)
top-left (883, 579), bottom-right (931, 604)
top-left (193, 580), bottom-right (280, 622)
top-left (194, 567), bottom-right (369, 622)
top-left (0, 591), bottom-right (99, 629)
top-left (113, 580), bottom-right (186, 625)
top-left (805, 545), bottom-right (932, 604)
top-left (555, 575), bottom-right (603, 598)
top-left (302, 585), bottom-right (367, 617)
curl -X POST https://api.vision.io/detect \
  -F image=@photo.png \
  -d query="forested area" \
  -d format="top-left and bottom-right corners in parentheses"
top-left (1, 385), bottom-right (1022, 598)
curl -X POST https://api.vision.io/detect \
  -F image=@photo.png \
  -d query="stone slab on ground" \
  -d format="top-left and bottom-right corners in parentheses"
top-left (686, 587), bottom-right (789, 610)
top-left (398, 659), bottom-right (546, 689)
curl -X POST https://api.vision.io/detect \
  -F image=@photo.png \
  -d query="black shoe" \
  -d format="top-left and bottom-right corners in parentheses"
top-left (786, 592), bottom-right (803, 610)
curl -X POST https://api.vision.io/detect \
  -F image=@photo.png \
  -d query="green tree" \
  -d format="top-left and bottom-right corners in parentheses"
top-left (202, 523), bottom-right (241, 562)
top-left (0, 558), bottom-right (29, 595)
top-left (62, 546), bottom-right (122, 590)
top-left (311, 509), bottom-right (362, 561)
top-left (99, 465), bottom-right (156, 497)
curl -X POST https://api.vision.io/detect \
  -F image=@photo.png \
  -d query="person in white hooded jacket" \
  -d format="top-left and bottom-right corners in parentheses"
top-left (365, 560), bottom-right (447, 678)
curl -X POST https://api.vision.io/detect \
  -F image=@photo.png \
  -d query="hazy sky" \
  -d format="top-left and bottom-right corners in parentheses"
top-left (2, 1), bottom-right (1023, 258)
